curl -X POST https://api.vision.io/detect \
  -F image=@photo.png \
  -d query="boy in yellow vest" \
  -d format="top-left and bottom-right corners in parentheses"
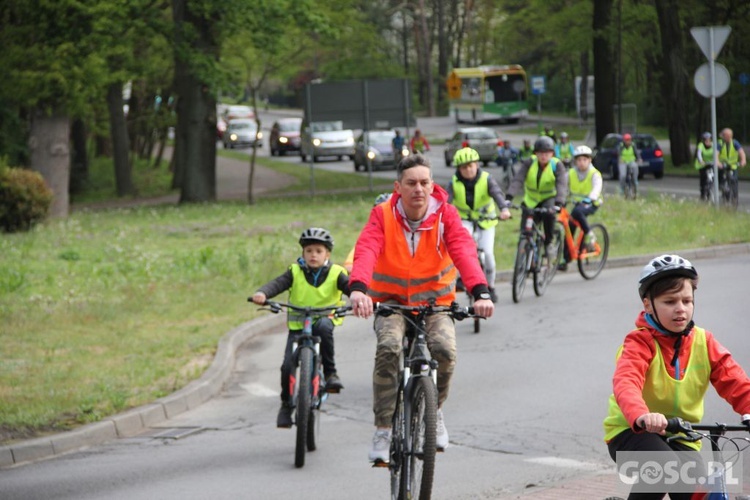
top-left (617, 133), bottom-right (642, 195)
top-left (252, 227), bottom-right (349, 428)
top-left (603, 255), bottom-right (750, 498)
top-left (560, 145), bottom-right (603, 270)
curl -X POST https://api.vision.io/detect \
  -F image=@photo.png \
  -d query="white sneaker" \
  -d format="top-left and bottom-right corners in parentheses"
top-left (436, 410), bottom-right (449, 450)
top-left (369, 429), bottom-right (392, 462)
top-left (584, 232), bottom-right (597, 252)
top-left (545, 243), bottom-right (557, 259)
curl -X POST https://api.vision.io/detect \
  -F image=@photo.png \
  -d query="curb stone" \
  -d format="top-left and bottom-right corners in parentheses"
top-left (2, 243), bottom-right (748, 470)
top-left (0, 312), bottom-right (285, 469)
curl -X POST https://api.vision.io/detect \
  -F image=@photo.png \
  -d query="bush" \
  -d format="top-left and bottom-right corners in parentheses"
top-left (0, 163), bottom-right (53, 232)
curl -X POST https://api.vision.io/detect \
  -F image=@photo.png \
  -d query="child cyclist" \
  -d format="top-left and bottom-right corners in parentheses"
top-left (560, 145), bottom-right (603, 270)
top-left (252, 227), bottom-right (350, 428)
top-left (603, 255), bottom-right (750, 499)
top-left (446, 147), bottom-right (511, 302)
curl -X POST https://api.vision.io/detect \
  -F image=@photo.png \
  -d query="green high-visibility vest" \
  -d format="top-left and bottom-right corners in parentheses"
top-left (287, 263), bottom-right (346, 329)
top-left (451, 171), bottom-right (498, 228)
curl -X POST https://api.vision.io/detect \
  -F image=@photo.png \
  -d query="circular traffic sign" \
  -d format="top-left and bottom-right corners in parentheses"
top-left (694, 63), bottom-right (730, 98)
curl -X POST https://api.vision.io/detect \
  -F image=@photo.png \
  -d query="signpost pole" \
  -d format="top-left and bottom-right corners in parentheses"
top-left (709, 27), bottom-right (720, 205)
top-left (305, 83), bottom-right (315, 197)
top-left (362, 80), bottom-right (373, 192)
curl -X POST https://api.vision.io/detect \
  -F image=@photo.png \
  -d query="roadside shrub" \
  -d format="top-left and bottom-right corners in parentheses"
top-left (0, 164), bottom-right (53, 232)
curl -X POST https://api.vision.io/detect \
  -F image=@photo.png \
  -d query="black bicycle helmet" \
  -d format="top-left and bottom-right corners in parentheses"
top-left (638, 254), bottom-right (698, 299)
top-left (299, 227), bottom-right (334, 251)
top-left (533, 136), bottom-right (555, 153)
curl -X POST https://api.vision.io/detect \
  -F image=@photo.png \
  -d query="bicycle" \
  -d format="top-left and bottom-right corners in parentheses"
top-left (703, 163), bottom-right (718, 205)
top-left (556, 205), bottom-right (609, 280)
top-left (372, 301), bottom-right (480, 500)
top-left (462, 213), bottom-right (499, 333)
top-left (253, 300), bottom-right (351, 468)
top-left (621, 161), bottom-right (638, 200)
top-left (509, 205), bottom-right (563, 304)
top-left (719, 163), bottom-right (739, 209)
top-left (664, 418), bottom-right (750, 499)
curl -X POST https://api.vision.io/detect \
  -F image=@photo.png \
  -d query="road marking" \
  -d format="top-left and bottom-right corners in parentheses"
top-left (241, 383), bottom-right (278, 397)
top-left (524, 456), bottom-right (603, 471)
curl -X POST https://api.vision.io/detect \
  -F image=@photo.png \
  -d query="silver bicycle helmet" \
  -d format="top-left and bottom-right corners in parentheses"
top-left (533, 136), bottom-right (555, 153)
top-left (299, 227), bottom-right (334, 251)
top-left (638, 254), bottom-right (697, 298)
top-left (573, 145), bottom-right (593, 158)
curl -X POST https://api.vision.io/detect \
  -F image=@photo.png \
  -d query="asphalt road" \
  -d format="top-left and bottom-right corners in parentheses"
top-left (3, 254), bottom-right (749, 499)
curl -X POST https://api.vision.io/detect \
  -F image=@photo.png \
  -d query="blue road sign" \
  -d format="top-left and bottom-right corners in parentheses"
top-left (740, 73), bottom-right (750, 86)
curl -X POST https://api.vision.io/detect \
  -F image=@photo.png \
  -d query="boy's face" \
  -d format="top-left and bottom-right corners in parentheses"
top-left (536, 150), bottom-right (553, 166)
top-left (458, 162), bottom-right (478, 179)
top-left (643, 279), bottom-right (694, 332)
top-left (302, 243), bottom-right (330, 269)
top-left (575, 155), bottom-right (591, 171)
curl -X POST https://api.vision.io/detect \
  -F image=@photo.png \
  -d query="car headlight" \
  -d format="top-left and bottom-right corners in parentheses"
top-left (313, 138), bottom-right (321, 146)
top-left (279, 136), bottom-right (288, 144)
top-left (367, 151), bottom-right (376, 160)
top-left (230, 133), bottom-right (238, 141)
top-left (257, 131), bottom-right (263, 139)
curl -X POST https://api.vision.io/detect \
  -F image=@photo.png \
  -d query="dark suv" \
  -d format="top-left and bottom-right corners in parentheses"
top-left (592, 133), bottom-right (664, 180)
top-left (269, 117), bottom-right (302, 156)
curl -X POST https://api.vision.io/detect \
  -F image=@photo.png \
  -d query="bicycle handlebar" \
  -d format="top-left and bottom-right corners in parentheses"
top-left (374, 301), bottom-right (480, 321)
top-left (249, 298), bottom-right (352, 318)
top-left (665, 417), bottom-right (750, 443)
top-left (509, 204), bottom-right (560, 214)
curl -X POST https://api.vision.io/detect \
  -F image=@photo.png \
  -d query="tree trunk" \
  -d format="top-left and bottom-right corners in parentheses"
top-left (29, 113), bottom-right (70, 218)
top-left (436, 0), bottom-right (448, 112)
top-left (654, 0), bottom-right (691, 166)
top-left (107, 82), bottom-right (136, 197)
top-left (414, 0), bottom-right (435, 116)
top-left (593, 0), bottom-right (615, 145)
top-left (579, 51), bottom-right (590, 123)
top-left (172, 0), bottom-right (217, 203)
top-left (69, 118), bottom-right (89, 194)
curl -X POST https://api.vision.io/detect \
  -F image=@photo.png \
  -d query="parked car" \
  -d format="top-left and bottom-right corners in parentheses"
top-left (444, 127), bottom-right (501, 167)
top-left (300, 120), bottom-right (355, 162)
top-left (353, 130), bottom-right (402, 171)
top-left (269, 117), bottom-right (302, 156)
top-left (223, 118), bottom-right (262, 149)
top-left (592, 133), bottom-right (665, 180)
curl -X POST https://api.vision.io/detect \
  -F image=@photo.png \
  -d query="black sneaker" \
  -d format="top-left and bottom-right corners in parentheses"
top-left (488, 287), bottom-right (498, 303)
top-left (557, 261), bottom-right (568, 272)
top-left (277, 403), bottom-right (293, 428)
top-left (325, 373), bottom-right (344, 393)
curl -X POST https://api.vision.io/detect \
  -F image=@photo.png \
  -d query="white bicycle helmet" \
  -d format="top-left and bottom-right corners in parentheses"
top-left (299, 227), bottom-right (334, 251)
top-left (638, 254), bottom-right (697, 298)
top-left (573, 145), bottom-right (593, 158)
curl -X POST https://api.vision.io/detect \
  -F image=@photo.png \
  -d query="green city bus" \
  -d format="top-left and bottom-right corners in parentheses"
top-left (446, 65), bottom-right (529, 123)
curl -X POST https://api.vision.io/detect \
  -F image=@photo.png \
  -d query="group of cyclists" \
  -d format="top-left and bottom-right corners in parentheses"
top-left (252, 127), bottom-right (750, 499)
top-left (693, 127), bottom-right (747, 201)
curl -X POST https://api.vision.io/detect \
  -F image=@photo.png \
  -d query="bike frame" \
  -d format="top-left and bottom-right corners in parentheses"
top-left (556, 206), bottom-right (602, 261)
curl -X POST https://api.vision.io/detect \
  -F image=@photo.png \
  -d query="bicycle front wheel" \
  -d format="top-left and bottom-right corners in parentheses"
top-left (577, 223), bottom-right (609, 280)
top-left (389, 388), bottom-right (405, 500)
top-left (533, 225), bottom-right (562, 297)
top-left (401, 377), bottom-right (438, 500)
top-left (294, 347), bottom-right (313, 468)
top-left (512, 238), bottom-right (531, 303)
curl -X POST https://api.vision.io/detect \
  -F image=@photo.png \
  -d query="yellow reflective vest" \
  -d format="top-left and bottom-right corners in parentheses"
top-left (451, 171), bottom-right (498, 228)
top-left (288, 263), bottom-right (346, 329)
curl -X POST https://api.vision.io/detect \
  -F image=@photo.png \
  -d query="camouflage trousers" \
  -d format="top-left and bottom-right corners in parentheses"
top-left (372, 312), bottom-right (456, 427)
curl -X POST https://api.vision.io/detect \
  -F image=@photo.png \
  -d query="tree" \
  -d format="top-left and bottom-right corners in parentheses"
top-left (593, 0), bottom-right (616, 145)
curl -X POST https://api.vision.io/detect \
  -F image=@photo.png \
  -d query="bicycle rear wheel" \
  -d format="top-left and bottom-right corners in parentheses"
top-left (294, 347), bottom-right (313, 468)
top-left (401, 377), bottom-right (437, 500)
top-left (577, 223), bottom-right (609, 280)
top-left (729, 173), bottom-right (739, 209)
top-left (512, 238), bottom-right (531, 303)
top-left (389, 389), bottom-right (405, 500)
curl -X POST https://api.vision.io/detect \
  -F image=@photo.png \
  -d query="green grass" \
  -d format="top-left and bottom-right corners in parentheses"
top-left (2, 153), bottom-right (750, 444)
top-left (70, 156), bottom-right (175, 204)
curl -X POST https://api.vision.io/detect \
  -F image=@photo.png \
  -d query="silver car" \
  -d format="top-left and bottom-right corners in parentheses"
top-left (300, 120), bottom-right (355, 162)
top-left (444, 127), bottom-right (500, 167)
top-left (223, 118), bottom-right (262, 149)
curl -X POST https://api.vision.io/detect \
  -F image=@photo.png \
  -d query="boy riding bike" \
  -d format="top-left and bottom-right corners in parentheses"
top-left (560, 145), bottom-right (603, 270)
top-left (603, 254), bottom-right (750, 499)
top-left (251, 227), bottom-right (350, 428)
top-left (446, 147), bottom-right (511, 302)
top-left (617, 133), bottom-right (642, 196)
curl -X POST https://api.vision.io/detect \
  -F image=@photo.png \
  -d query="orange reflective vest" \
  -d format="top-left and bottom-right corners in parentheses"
top-left (368, 205), bottom-right (457, 305)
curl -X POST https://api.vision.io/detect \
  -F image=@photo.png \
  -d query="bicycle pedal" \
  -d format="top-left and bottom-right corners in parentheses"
top-left (371, 459), bottom-right (390, 468)
top-left (436, 447), bottom-right (445, 453)
top-left (325, 387), bottom-right (341, 394)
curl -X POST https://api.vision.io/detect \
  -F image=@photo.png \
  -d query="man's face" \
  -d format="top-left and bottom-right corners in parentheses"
top-left (536, 150), bottom-right (553, 165)
top-left (395, 165), bottom-right (433, 213)
top-left (721, 130), bottom-right (731, 142)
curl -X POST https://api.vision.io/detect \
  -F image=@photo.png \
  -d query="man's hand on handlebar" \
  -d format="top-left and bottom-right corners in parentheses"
top-left (473, 298), bottom-right (494, 318)
top-left (350, 290), bottom-right (373, 319)
top-left (636, 412), bottom-right (668, 435)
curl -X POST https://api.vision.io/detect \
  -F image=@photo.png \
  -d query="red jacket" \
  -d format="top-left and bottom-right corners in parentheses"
top-left (612, 311), bottom-right (750, 429)
top-left (349, 184), bottom-right (489, 300)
